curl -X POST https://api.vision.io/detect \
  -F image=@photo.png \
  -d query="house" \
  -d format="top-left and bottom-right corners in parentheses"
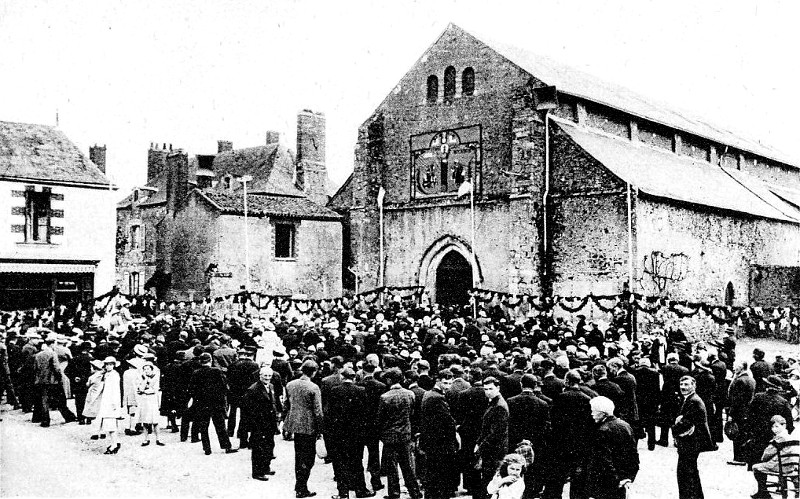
top-left (116, 110), bottom-right (342, 301)
top-left (331, 24), bottom-right (800, 306)
top-left (0, 121), bottom-right (116, 310)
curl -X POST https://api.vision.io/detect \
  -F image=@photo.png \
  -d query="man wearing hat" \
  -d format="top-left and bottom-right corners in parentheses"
top-left (241, 366), bottom-right (281, 481)
top-left (65, 341), bottom-right (95, 424)
top-left (284, 359), bottom-right (324, 498)
top-left (188, 352), bottom-right (237, 455)
top-left (727, 359), bottom-right (756, 465)
top-left (507, 373), bottom-right (550, 499)
top-left (32, 332), bottom-right (76, 426)
top-left (657, 352), bottom-right (689, 447)
top-left (743, 374), bottom-right (795, 469)
top-left (227, 346), bottom-right (260, 448)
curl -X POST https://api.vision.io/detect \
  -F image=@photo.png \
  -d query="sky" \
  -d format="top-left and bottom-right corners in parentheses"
top-left (1, 0), bottom-right (798, 200)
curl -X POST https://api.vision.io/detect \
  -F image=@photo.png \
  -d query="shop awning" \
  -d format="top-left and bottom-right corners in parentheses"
top-left (0, 260), bottom-right (98, 273)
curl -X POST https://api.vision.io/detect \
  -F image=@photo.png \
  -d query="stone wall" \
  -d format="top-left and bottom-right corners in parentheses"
top-left (634, 197), bottom-right (800, 304)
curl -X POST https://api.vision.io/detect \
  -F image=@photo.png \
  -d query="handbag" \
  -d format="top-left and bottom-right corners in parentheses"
top-left (724, 420), bottom-right (740, 440)
top-left (315, 438), bottom-right (327, 459)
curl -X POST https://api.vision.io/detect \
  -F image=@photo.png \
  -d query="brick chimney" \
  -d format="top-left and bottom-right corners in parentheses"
top-left (217, 140), bottom-right (233, 153)
top-left (147, 142), bottom-right (169, 182)
top-left (295, 109), bottom-right (328, 205)
top-left (266, 131), bottom-right (281, 145)
top-left (89, 144), bottom-right (107, 173)
top-left (165, 149), bottom-right (189, 215)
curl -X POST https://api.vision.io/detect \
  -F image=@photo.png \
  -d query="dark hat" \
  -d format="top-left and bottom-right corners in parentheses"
top-left (198, 352), bottom-right (213, 364)
top-left (238, 345), bottom-right (257, 356)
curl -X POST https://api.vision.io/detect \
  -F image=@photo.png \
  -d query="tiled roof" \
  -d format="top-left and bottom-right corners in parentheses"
top-left (199, 190), bottom-right (341, 221)
top-left (116, 171), bottom-right (168, 209)
top-left (555, 120), bottom-right (800, 223)
top-left (0, 121), bottom-right (110, 185)
top-left (458, 25), bottom-right (799, 168)
top-left (212, 144), bottom-right (305, 197)
top-left (327, 173), bottom-right (353, 211)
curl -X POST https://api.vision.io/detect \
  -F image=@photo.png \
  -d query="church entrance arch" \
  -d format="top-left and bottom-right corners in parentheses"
top-left (418, 235), bottom-right (482, 305)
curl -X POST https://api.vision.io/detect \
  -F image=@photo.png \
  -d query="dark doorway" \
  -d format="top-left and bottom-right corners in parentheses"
top-left (436, 251), bottom-right (473, 307)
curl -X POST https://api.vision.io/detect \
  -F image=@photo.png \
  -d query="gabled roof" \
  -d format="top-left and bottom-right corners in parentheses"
top-left (327, 173), bottom-right (354, 211)
top-left (453, 24), bottom-right (798, 168)
top-left (116, 170), bottom-right (168, 209)
top-left (198, 190), bottom-right (341, 221)
top-left (0, 121), bottom-right (110, 186)
top-left (212, 144), bottom-right (305, 197)
top-left (555, 120), bottom-right (800, 223)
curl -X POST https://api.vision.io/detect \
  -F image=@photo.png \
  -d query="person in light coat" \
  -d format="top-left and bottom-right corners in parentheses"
top-left (95, 357), bottom-right (124, 454)
top-left (137, 360), bottom-right (163, 446)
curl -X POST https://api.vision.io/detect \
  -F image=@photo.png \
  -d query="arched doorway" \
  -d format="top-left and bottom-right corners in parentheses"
top-left (435, 251), bottom-right (472, 307)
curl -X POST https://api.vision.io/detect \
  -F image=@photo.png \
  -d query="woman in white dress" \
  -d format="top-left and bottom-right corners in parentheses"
top-left (96, 356), bottom-right (124, 454)
top-left (137, 361), bottom-right (163, 446)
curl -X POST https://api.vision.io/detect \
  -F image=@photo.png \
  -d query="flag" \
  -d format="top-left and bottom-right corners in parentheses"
top-left (457, 181), bottom-right (473, 198)
top-left (377, 186), bottom-right (386, 207)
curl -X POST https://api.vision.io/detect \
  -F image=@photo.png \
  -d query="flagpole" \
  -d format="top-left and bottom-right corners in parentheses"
top-left (378, 187), bottom-right (385, 293)
top-left (470, 184), bottom-right (477, 319)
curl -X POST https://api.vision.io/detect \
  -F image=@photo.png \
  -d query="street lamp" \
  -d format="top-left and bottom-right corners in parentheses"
top-left (238, 175), bottom-right (253, 291)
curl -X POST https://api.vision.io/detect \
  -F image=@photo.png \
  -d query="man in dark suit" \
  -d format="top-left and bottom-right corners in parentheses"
top-left (543, 370), bottom-right (593, 499)
top-left (592, 363), bottom-right (624, 412)
top-left (284, 360), bottom-right (324, 498)
top-left (455, 367), bottom-right (488, 497)
top-left (631, 358), bottom-right (661, 450)
top-left (607, 358), bottom-right (639, 427)
top-left (359, 361), bottom-right (388, 492)
top-left (65, 341), bottom-right (94, 424)
top-left (585, 396), bottom-right (639, 499)
top-left (673, 375), bottom-right (715, 499)
top-left (658, 353), bottom-right (689, 446)
top-left (707, 351), bottom-right (728, 443)
top-left (507, 373), bottom-right (550, 499)
top-left (188, 352), bottom-right (237, 455)
top-left (726, 360), bottom-right (755, 465)
top-left (377, 367), bottom-right (421, 499)
top-left (419, 368), bottom-right (458, 499)
top-left (540, 359), bottom-right (565, 401)
top-left (500, 356), bottom-right (526, 399)
top-left (327, 367), bottom-right (374, 499)
top-left (743, 375), bottom-right (795, 469)
top-left (476, 376), bottom-right (509, 499)
top-left (226, 347), bottom-right (260, 448)
top-left (750, 348), bottom-right (773, 393)
top-left (241, 366), bottom-right (280, 480)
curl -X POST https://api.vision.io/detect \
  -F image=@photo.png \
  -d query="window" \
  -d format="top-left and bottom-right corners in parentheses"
top-left (274, 223), bottom-right (296, 259)
top-left (725, 282), bottom-right (735, 306)
top-left (25, 191), bottom-right (50, 242)
top-left (133, 189), bottom-right (139, 202)
top-left (129, 272), bottom-right (140, 295)
top-left (130, 225), bottom-right (140, 250)
top-left (223, 176), bottom-right (232, 190)
top-left (426, 75), bottom-right (438, 104)
top-left (444, 66), bottom-right (456, 103)
top-left (462, 67), bottom-right (475, 96)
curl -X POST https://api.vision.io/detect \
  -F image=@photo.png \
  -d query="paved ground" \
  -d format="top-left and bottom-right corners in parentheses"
top-left (1, 336), bottom-right (796, 498)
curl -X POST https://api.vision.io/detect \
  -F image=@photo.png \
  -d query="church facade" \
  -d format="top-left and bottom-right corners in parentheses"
top-left (331, 24), bottom-right (800, 307)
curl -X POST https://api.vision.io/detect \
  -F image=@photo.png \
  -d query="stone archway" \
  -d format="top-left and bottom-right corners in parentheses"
top-left (418, 235), bottom-right (483, 305)
top-left (436, 251), bottom-right (473, 306)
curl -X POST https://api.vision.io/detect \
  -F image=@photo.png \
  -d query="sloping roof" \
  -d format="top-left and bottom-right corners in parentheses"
top-left (457, 25), bottom-right (798, 168)
top-left (0, 121), bottom-right (110, 185)
top-left (327, 173), bottom-right (354, 211)
top-left (768, 185), bottom-right (800, 210)
top-left (212, 144), bottom-right (305, 197)
top-left (116, 170), bottom-right (168, 209)
top-left (199, 190), bottom-right (341, 221)
top-left (555, 120), bottom-right (800, 223)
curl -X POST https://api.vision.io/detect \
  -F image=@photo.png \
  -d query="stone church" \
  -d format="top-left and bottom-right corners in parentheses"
top-left (330, 24), bottom-right (800, 307)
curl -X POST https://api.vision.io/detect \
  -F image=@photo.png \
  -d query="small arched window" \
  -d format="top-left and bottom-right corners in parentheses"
top-left (462, 67), bottom-right (475, 96)
top-left (444, 66), bottom-right (456, 103)
top-left (725, 282), bottom-right (735, 306)
top-left (426, 75), bottom-right (438, 104)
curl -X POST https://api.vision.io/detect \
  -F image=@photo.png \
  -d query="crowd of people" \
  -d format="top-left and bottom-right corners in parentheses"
top-left (0, 294), bottom-right (799, 499)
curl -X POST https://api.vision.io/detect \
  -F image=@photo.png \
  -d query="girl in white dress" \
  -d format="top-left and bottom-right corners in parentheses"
top-left (137, 361), bottom-right (163, 446)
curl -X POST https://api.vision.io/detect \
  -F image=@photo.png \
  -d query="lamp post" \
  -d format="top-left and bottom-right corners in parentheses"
top-left (239, 175), bottom-right (253, 291)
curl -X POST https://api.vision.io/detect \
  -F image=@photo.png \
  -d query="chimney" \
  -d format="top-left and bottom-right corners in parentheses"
top-left (165, 149), bottom-right (189, 215)
top-left (217, 140), bottom-right (233, 153)
top-left (265, 131), bottom-right (281, 145)
top-left (295, 109), bottom-right (328, 205)
top-left (89, 144), bottom-right (107, 173)
top-left (147, 142), bottom-right (169, 182)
